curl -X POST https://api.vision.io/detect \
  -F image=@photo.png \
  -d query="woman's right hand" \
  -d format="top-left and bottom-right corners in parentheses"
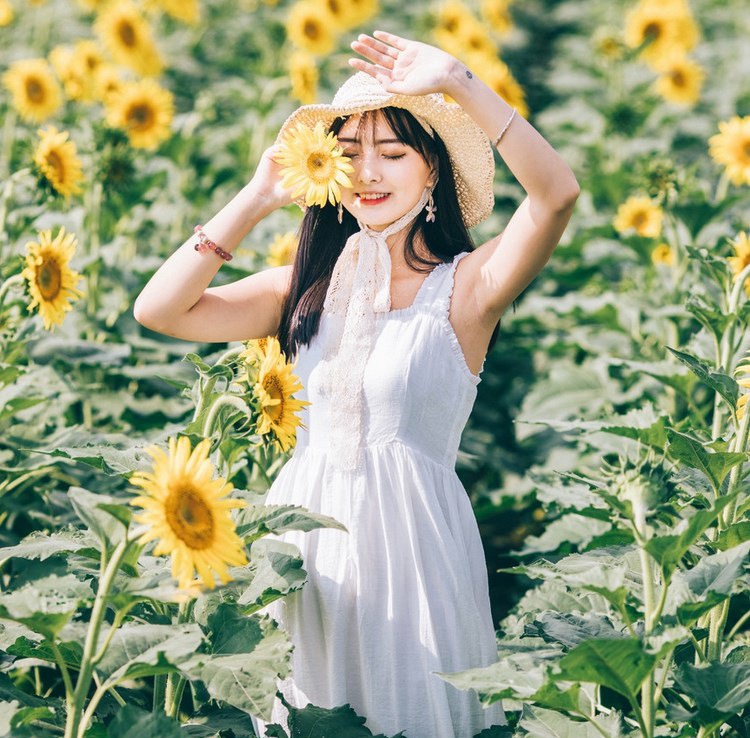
top-left (248, 144), bottom-right (295, 213)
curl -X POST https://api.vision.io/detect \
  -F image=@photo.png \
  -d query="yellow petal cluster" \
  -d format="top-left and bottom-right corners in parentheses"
top-left (480, 0), bottom-right (513, 36)
top-left (33, 126), bottom-right (85, 198)
top-left (734, 358), bottom-right (750, 421)
top-left (289, 50), bottom-right (318, 105)
top-left (22, 227), bottom-right (85, 331)
top-left (266, 231), bottom-right (299, 268)
top-left (624, 0), bottom-right (699, 69)
top-left (94, 0), bottom-right (164, 77)
top-left (613, 195), bottom-right (663, 238)
top-left (0, 0), bottom-right (14, 26)
top-left (241, 337), bottom-right (311, 453)
top-left (277, 121), bottom-right (354, 208)
top-left (143, 0), bottom-right (201, 24)
top-left (130, 435), bottom-right (248, 591)
top-left (651, 52), bottom-right (704, 106)
top-left (104, 77), bottom-right (174, 150)
top-left (49, 40), bottom-right (106, 103)
top-left (651, 243), bottom-right (674, 266)
top-left (727, 232), bottom-right (750, 298)
top-left (709, 116), bottom-right (750, 188)
top-left (2, 58), bottom-right (63, 123)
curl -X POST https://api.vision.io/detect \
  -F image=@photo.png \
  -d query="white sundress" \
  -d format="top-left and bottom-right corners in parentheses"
top-left (250, 250), bottom-right (506, 737)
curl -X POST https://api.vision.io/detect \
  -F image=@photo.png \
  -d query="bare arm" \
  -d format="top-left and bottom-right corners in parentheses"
top-left (133, 145), bottom-right (295, 342)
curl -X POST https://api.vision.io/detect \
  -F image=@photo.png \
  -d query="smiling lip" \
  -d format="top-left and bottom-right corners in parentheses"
top-left (356, 193), bottom-right (390, 206)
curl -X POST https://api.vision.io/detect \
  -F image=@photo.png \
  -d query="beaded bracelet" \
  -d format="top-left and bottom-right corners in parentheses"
top-left (194, 225), bottom-right (233, 261)
top-left (492, 107), bottom-right (517, 149)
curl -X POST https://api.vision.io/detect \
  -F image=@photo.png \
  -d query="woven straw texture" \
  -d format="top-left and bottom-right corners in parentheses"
top-left (275, 72), bottom-right (495, 229)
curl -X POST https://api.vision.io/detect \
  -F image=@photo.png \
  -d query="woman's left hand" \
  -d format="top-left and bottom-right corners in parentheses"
top-left (349, 31), bottom-right (461, 97)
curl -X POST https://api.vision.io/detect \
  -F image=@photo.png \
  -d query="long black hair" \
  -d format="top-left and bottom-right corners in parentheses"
top-left (277, 106), bottom-right (501, 362)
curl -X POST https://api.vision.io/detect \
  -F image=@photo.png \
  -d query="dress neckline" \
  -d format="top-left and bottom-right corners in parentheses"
top-left (378, 258), bottom-right (451, 317)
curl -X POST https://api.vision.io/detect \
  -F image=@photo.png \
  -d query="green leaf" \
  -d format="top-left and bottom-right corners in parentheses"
top-left (665, 429), bottom-right (746, 492)
top-left (552, 638), bottom-right (657, 703)
top-left (95, 623), bottom-right (204, 684)
top-left (0, 574), bottom-right (93, 639)
top-left (182, 614), bottom-right (292, 722)
top-left (524, 612), bottom-right (623, 650)
top-left (7, 635), bottom-right (83, 670)
top-left (518, 704), bottom-right (624, 738)
top-left (666, 347), bottom-right (739, 408)
top-left (68, 487), bottom-right (132, 546)
top-left (0, 530), bottom-right (91, 563)
top-left (674, 662), bottom-right (750, 726)
top-left (685, 295), bottom-right (733, 339)
top-left (235, 503), bottom-right (348, 542)
top-left (716, 521), bottom-right (750, 551)
top-left (106, 705), bottom-right (182, 738)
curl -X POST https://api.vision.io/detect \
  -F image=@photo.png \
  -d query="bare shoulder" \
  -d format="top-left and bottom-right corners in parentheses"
top-left (451, 239), bottom-right (505, 330)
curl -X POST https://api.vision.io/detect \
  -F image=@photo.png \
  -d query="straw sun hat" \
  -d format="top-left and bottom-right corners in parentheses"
top-left (275, 71), bottom-right (495, 229)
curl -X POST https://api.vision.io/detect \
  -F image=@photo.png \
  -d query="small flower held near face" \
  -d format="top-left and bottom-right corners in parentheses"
top-left (130, 435), bottom-right (248, 592)
top-left (709, 115), bottom-right (750, 188)
top-left (22, 226), bottom-right (85, 331)
top-left (277, 121), bottom-right (354, 208)
top-left (613, 195), bottom-right (663, 238)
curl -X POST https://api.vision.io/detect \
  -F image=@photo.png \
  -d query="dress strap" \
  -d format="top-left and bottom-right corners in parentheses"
top-left (420, 251), bottom-right (471, 318)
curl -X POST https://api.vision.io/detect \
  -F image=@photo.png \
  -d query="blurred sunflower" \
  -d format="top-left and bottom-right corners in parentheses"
top-left (343, 0), bottom-right (378, 27)
top-left (480, 0), bottom-right (512, 35)
top-left (727, 232), bottom-right (750, 298)
top-left (49, 40), bottom-right (105, 103)
top-left (624, 0), bottom-right (699, 67)
top-left (708, 115), bottom-right (750, 187)
top-left (289, 50), bottom-right (318, 104)
top-left (267, 231), bottom-right (299, 267)
top-left (0, 0), bottom-right (14, 26)
top-left (465, 52), bottom-right (528, 118)
top-left (144, 0), bottom-right (201, 25)
top-left (93, 63), bottom-right (125, 103)
top-left (277, 121), bottom-right (354, 207)
top-left (613, 195), bottom-right (663, 238)
top-left (320, 0), bottom-right (350, 31)
top-left (104, 77), bottom-right (174, 150)
top-left (76, 0), bottom-right (109, 10)
top-left (130, 435), bottom-right (248, 591)
top-left (652, 53), bottom-right (704, 105)
top-left (651, 243), bottom-right (674, 266)
top-left (252, 339), bottom-right (311, 452)
top-left (33, 126), bottom-right (85, 198)
top-left (2, 58), bottom-right (63, 123)
top-left (22, 227), bottom-right (84, 331)
top-left (592, 28), bottom-right (626, 60)
top-left (735, 359), bottom-right (750, 421)
top-left (286, 0), bottom-right (336, 55)
top-left (94, 0), bottom-right (164, 76)
top-left (434, 0), bottom-right (475, 37)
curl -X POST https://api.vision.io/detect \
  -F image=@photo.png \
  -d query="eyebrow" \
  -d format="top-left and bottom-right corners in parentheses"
top-left (337, 137), bottom-right (405, 145)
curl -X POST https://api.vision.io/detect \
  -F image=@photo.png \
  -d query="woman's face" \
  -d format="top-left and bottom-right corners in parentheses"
top-left (337, 111), bottom-right (434, 231)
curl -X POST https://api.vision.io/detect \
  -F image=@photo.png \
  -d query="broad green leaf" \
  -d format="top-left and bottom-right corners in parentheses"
top-left (685, 295), bottom-right (733, 338)
top-left (182, 614), bottom-right (292, 721)
top-left (716, 522), bottom-right (750, 551)
top-left (0, 530), bottom-right (91, 563)
top-left (106, 705), bottom-right (182, 738)
top-left (518, 704), bottom-right (624, 738)
top-left (518, 515), bottom-right (611, 555)
top-left (665, 541), bottom-right (750, 625)
top-left (68, 487), bottom-right (132, 545)
top-left (237, 539), bottom-right (307, 613)
top-left (645, 496), bottom-right (735, 577)
top-left (235, 503), bottom-right (348, 542)
top-left (552, 638), bottom-right (657, 703)
top-left (665, 347), bottom-right (738, 408)
top-left (524, 612), bottom-right (623, 649)
top-left (7, 635), bottom-right (83, 670)
top-left (95, 623), bottom-right (204, 684)
top-left (665, 429), bottom-right (746, 492)
top-left (182, 704), bottom-right (258, 737)
top-left (0, 574), bottom-right (93, 639)
top-left (674, 662), bottom-right (750, 726)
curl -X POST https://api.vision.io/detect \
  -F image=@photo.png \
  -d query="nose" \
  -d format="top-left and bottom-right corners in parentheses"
top-left (355, 149), bottom-right (382, 184)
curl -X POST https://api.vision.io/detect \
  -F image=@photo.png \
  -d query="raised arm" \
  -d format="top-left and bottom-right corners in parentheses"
top-left (350, 30), bottom-right (580, 322)
top-left (133, 145), bottom-right (295, 342)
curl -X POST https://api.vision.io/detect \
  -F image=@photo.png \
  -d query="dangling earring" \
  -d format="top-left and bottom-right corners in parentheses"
top-left (337, 201), bottom-right (344, 224)
top-left (425, 191), bottom-right (437, 223)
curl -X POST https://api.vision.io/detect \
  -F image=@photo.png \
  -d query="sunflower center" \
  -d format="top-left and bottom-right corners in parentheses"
top-left (45, 150), bottom-right (65, 183)
top-left (327, 0), bottom-right (340, 15)
top-left (26, 77), bottom-right (45, 103)
top-left (37, 257), bottom-right (62, 301)
top-left (643, 22), bottom-right (661, 41)
top-left (263, 376), bottom-right (285, 422)
top-left (743, 141), bottom-right (750, 160)
top-left (303, 20), bottom-right (320, 40)
top-left (670, 70), bottom-right (685, 87)
top-left (306, 151), bottom-right (334, 181)
top-left (127, 103), bottom-right (154, 131)
top-left (165, 487), bottom-right (216, 550)
top-left (632, 211), bottom-right (647, 228)
top-left (118, 20), bottom-right (137, 47)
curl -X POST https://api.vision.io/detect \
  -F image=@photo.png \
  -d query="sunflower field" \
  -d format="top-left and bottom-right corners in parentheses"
top-left (1, 0), bottom-right (750, 736)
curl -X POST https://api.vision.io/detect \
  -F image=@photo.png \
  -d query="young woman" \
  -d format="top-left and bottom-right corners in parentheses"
top-left (134, 30), bottom-right (579, 738)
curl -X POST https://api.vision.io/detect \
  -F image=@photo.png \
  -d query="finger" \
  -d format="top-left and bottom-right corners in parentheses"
top-left (350, 39), bottom-right (395, 69)
top-left (356, 33), bottom-right (398, 59)
top-left (372, 29), bottom-right (409, 50)
top-left (348, 59), bottom-right (393, 87)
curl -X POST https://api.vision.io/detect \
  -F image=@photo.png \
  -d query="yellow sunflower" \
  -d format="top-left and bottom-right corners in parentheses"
top-left (104, 77), bottom-right (174, 150)
top-left (92, 63), bottom-right (124, 103)
top-left (94, 0), bottom-right (164, 77)
top-left (252, 340), bottom-right (311, 452)
top-left (320, 0), bottom-right (350, 31)
top-left (727, 232), bottom-right (750, 298)
top-left (143, 0), bottom-right (201, 25)
top-left (239, 335), bottom-right (277, 368)
top-left (342, 0), bottom-right (378, 27)
top-left (652, 52), bottom-right (704, 105)
top-left (130, 436), bottom-right (248, 591)
top-left (434, 0), bottom-right (475, 37)
top-left (286, 0), bottom-right (336, 55)
top-left (480, 0), bottom-right (513, 35)
top-left (34, 126), bottom-right (85, 198)
top-left (465, 52), bottom-right (528, 118)
top-left (651, 243), bottom-right (674, 266)
top-left (49, 40), bottom-right (105, 103)
top-left (22, 227), bottom-right (85, 331)
top-left (266, 231), bottom-right (299, 268)
top-left (624, 1), bottom-right (699, 66)
top-left (735, 359), bottom-right (750, 421)
top-left (277, 121), bottom-right (354, 207)
top-left (709, 115), bottom-right (750, 187)
top-left (289, 49), bottom-right (318, 104)
top-left (613, 195), bottom-right (663, 238)
top-left (592, 28), bottom-right (626, 60)
top-left (2, 58), bottom-right (63, 123)
top-left (0, 0), bottom-right (14, 26)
